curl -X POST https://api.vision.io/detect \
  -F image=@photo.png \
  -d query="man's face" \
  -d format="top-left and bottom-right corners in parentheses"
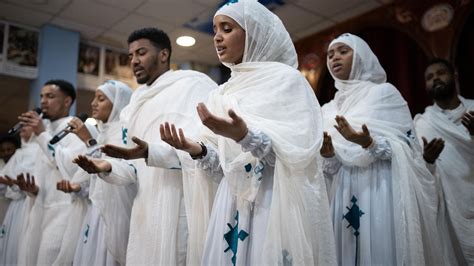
top-left (40, 85), bottom-right (71, 120)
top-left (0, 142), bottom-right (16, 163)
top-left (424, 63), bottom-right (456, 101)
top-left (128, 39), bottom-right (166, 85)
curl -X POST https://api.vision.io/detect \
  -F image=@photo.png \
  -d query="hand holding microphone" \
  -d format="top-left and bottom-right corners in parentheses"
top-left (49, 113), bottom-right (88, 145)
top-left (17, 108), bottom-right (44, 136)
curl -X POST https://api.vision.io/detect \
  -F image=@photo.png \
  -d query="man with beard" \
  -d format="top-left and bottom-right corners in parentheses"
top-left (16, 80), bottom-right (89, 265)
top-left (414, 58), bottom-right (474, 264)
top-left (73, 28), bottom-right (217, 265)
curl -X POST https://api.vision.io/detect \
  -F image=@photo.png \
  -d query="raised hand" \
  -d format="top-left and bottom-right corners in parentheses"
top-left (101, 137), bottom-right (148, 160)
top-left (67, 117), bottom-right (92, 143)
top-left (422, 137), bottom-right (445, 164)
top-left (461, 111), bottom-right (474, 136)
top-left (73, 155), bottom-right (111, 173)
top-left (160, 122), bottom-right (202, 156)
top-left (334, 115), bottom-right (373, 148)
top-left (0, 175), bottom-right (16, 186)
top-left (197, 103), bottom-right (248, 142)
top-left (56, 179), bottom-right (81, 193)
top-left (16, 173), bottom-right (38, 196)
top-left (320, 132), bottom-right (335, 158)
top-left (18, 110), bottom-right (45, 136)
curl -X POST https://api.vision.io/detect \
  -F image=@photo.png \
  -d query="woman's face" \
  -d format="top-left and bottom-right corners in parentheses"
top-left (91, 89), bottom-right (113, 123)
top-left (213, 15), bottom-right (246, 64)
top-left (327, 42), bottom-right (353, 80)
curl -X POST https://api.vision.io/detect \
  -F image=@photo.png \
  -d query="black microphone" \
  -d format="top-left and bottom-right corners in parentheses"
top-left (49, 113), bottom-right (89, 145)
top-left (8, 107), bottom-right (42, 135)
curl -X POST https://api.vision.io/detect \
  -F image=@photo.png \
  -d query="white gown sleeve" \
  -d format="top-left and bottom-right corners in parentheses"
top-left (146, 141), bottom-right (181, 169)
top-left (366, 135), bottom-right (392, 161)
top-left (238, 128), bottom-right (275, 166)
top-left (99, 159), bottom-right (138, 186)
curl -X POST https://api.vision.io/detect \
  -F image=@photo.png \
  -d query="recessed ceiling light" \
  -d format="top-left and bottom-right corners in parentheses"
top-left (176, 36), bottom-right (196, 47)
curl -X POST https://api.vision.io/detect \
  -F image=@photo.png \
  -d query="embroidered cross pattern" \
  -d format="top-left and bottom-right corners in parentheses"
top-left (224, 211), bottom-right (249, 266)
top-left (343, 195), bottom-right (365, 266)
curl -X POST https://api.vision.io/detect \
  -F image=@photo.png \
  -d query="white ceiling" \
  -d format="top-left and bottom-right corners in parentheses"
top-left (0, 0), bottom-right (390, 65)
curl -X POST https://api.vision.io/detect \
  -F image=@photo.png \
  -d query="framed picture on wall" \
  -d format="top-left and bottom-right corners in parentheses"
top-left (7, 25), bottom-right (38, 67)
top-left (78, 42), bottom-right (100, 76)
top-left (105, 48), bottom-right (133, 80)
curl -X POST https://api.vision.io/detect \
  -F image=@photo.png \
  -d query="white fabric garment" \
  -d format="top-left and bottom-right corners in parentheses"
top-left (100, 70), bottom-right (217, 265)
top-left (73, 80), bottom-right (136, 266)
top-left (0, 161), bottom-right (10, 226)
top-left (199, 1), bottom-right (337, 265)
top-left (414, 96), bottom-right (474, 264)
top-left (322, 33), bottom-right (457, 265)
top-left (0, 139), bottom-right (38, 265)
top-left (53, 122), bottom-right (98, 266)
top-left (17, 116), bottom-right (88, 266)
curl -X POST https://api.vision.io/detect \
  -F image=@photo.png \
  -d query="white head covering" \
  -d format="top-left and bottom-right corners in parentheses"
top-left (97, 80), bottom-right (133, 124)
top-left (214, 0), bottom-right (297, 68)
top-left (327, 33), bottom-right (386, 92)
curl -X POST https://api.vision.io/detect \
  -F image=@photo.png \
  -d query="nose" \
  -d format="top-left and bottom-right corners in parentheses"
top-left (130, 55), bottom-right (139, 66)
top-left (214, 32), bottom-right (223, 44)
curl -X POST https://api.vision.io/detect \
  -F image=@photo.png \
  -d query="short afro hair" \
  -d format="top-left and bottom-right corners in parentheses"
top-left (427, 58), bottom-right (455, 76)
top-left (127, 27), bottom-right (172, 63)
top-left (44, 79), bottom-right (76, 104)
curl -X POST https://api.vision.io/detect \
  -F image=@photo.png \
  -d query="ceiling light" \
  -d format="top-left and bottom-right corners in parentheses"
top-left (176, 36), bottom-right (196, 47)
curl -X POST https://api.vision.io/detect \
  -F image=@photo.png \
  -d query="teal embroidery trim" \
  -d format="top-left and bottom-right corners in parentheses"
top-left (83, 224), bottom-right (90, 243)
top-left (224, 211), bottom-right (248, 266)
top-left (47, 143), bottom-right (56, 158)
top-left (224, 0), bottom-right (239, 6)
top-left (0, 224), bottom-right (5, 238)
top-left (282, 249), bottom-right (293, 266)
top-left (122, 127), bottom-right (128, 145)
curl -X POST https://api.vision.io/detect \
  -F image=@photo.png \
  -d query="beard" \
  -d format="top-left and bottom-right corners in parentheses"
top-left (428, 79), bottom-right (456, 101)
top-left (136, 73), bottom-right (149, 84)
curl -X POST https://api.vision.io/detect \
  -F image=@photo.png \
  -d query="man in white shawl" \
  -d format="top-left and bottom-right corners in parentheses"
top-left (56, 80), bottom-right (135, 266)
top-left (160, 1), bottom-right (337, 265)
top-left (414, 58), bottom-right (474, 264)
top-left (0, 126), bottom-right (38, 265)
top-left (320, 33), bottom-right (462, 265)
top-left (17, 79), bottom-right (89, 265)
top-left (74, 28), bottom-right (217, 265)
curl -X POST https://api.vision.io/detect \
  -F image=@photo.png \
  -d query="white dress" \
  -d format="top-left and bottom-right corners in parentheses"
top-left (200, 129), bottom-right (275, 266)
top-left (0, 141), bottom-right (38, 265)
top-left (323, 136), bottom-right (395, 265)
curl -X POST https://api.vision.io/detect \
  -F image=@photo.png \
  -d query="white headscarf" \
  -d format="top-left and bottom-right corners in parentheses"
top-left (200, 1), bottom-right (337, 265)
top-left (97, 80), bottom-right (132, 124)
top-left (215, 0), bottom-right (297, 68)
top-left (322, 33), bottom-right (455, 265)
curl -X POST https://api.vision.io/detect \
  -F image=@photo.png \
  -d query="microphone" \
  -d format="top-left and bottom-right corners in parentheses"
top-left (49, 113), bottom-right (89, 145)
top-left (8, 107), bottom-right (42, 135)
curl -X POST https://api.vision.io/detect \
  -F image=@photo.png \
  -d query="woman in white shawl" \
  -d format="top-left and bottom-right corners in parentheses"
top-left (0, 126), bottom-right (38, 265)
top-left (57, 80), bottom-right (135, 265)
top-left (321, 33), bottom-right (460, 265)
top-left (160, 0), bottom-right (336, 265)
